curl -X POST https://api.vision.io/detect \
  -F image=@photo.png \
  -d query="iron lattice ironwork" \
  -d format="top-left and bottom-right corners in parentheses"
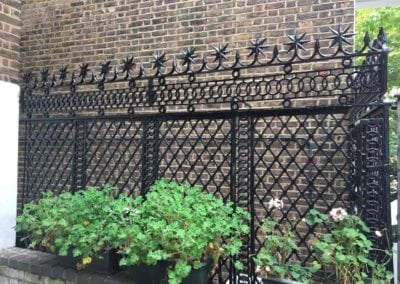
top-left (19, 25), bottom-right (392, 283)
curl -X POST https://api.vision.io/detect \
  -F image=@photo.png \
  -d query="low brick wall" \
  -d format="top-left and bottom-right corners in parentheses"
top-left (0, 247), bottom-right (133, 284)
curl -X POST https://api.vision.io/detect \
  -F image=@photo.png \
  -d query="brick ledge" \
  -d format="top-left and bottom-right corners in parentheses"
top-left (0, 247), bottom-right (134, 284)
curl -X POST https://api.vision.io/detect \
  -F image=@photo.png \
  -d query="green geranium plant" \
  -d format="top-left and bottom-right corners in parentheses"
top-left (116, 180), bottom-right (250, 284)
top-left (306, 208), bottom-right (393, 284)
top-left (253, 198), bottom-right (316, 283)
top-left (15, 185), bottom-right (135, 269)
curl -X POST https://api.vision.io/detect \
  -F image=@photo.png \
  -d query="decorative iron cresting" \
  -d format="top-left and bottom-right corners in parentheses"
top-left (21, 26), bottom-right (388, 117)
top-left (19, 25), bottom-right (392, 283)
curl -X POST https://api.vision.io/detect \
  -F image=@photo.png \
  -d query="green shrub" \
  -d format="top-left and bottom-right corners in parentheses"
top-left (306, 208), bottom-right (393, 284)
top-left (253, 199), bottom-right (316, 283)
top-left (15, 185), bottom-right (135, 269)
top-left (116, 180), bottom-right (250, 284)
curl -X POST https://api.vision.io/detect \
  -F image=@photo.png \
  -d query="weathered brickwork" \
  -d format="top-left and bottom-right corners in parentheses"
top-left (0, 266), bottom-right (73, 284)
top-left (20, 0), bottom-right (354, 73)
top-left (0, 0), bottom-right (21, 83)
top-left (0, 247), bottom-right (133, 284)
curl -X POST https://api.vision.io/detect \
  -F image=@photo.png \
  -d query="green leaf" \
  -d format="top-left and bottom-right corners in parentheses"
top-left (193, 260), bottom-right (203, 270)
top-left (234, 261), bottom-right (244, 270)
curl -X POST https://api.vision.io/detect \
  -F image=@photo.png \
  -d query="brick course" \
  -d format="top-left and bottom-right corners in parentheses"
top-left (0, 0), bottom-right (21, 83)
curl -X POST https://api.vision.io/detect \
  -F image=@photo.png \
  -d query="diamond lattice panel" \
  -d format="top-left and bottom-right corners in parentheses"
top-left (253, 113), bottom-right (350, 263)
top-left (85, 120), bottom-right (144, 197)
top-left (25, 121), bottom-right (75, 202)
top-left (158, 118), bottom-right (232, 200)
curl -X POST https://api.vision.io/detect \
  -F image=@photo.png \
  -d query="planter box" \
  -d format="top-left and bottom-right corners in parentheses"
top-left (125, 260), bottom-right (212, 284)
top-left (56, 249), bottom-right (120, 274)
top-left (181, 261), bottom-right (212, 284)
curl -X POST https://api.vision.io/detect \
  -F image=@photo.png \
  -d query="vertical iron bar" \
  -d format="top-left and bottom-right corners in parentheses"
top-left (381, 45), bottom-right (389, 98)
top-left (24, 121), bottom-right (32, 205)
top-left (236, 114), bottom-right (252, 283)
top-left (75, 120), bottom-right (87, 190)
top-left (249, 115), bottom-right (256, 283)
top-left (381, 44), bottom-right (393, 275)
top-left (230, 114), bottom-right (237, 284)
top-left (141, 119), bottom-right (160, 195)
top-left (140, 119), bottom-right (147, 195)
top-left (71, 120), bottom-right (78, 192)
top-left (382, 105), bottom-right (394, 278)
top-left (21, 120), bottom-right (28, 210)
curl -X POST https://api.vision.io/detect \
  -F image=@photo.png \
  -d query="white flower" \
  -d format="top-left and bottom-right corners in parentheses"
top-left (329, 207), bottom-right (348, 222)
top-left (375, 230), bottom-right (383, 238)
top-left (265, 266), bottom-right (271, 272)
top-left (267, 198), bottom-right (284, 210)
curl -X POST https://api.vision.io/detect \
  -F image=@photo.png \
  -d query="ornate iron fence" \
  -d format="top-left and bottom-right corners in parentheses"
top-left (19, 25), bottom-right (392, 282)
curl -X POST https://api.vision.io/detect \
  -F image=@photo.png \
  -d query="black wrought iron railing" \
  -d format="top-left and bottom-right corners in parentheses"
top-left (19, 25), bottom-right (392, 283)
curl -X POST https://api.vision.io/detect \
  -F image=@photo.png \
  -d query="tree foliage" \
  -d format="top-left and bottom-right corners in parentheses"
top-left (356, 7), bottom-right (400, 91)
top-left (356, 7), bottom-right (399, 193)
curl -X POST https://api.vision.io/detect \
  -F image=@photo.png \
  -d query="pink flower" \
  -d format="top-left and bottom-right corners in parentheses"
top-left (329, 207), bottom-right (348, 222)
top-left (268, 198), bottom-right (284, 210)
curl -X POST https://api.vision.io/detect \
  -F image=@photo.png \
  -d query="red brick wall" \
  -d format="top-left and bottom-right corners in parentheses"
top-left (0, 0), bottom-right (20, 83)
top-left (20, 0), bottom-right (354, 73)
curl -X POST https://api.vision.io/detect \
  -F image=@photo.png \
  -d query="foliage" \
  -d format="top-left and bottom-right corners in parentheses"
top-left (356, 7), bottom-right (400, 92)
top-left (306, 209), bottom-right (393, 284)
top-left (253, 198), bottom-right (316, 283)
top-left (253, 219), bottom-right (316, 283)
top-left (116, 180), bottom-right (250, 284)
top-left (15, 186), bottom-right (135, 269)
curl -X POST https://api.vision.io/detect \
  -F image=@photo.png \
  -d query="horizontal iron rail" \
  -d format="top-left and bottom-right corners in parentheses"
top-left (20, 104), bottom-right (352, 122)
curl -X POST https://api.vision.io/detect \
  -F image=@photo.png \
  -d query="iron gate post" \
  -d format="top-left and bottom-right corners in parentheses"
top-left (72, 120), bottom-right (87, 192)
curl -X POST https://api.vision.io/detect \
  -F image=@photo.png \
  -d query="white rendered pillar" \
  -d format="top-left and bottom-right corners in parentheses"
top-left (0, 81), bottom-right (20, 248)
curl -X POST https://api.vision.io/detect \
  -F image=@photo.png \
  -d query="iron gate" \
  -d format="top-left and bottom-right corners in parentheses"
top-left (19, 26), bottom-right (392, 282)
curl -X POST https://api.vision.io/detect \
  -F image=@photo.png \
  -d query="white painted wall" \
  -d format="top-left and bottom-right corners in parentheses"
top-left (0, 81), bottom-right (19, 249)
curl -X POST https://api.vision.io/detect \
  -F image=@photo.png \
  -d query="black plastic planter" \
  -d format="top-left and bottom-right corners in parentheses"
top-left (56, 249), bottom-right (120, 274)
top-left (124, 261), bottom-right (169, 284)
top-left (125, 260), bottom-right (212, 284)
top-left (181, 261), bottom-right (212, 284)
